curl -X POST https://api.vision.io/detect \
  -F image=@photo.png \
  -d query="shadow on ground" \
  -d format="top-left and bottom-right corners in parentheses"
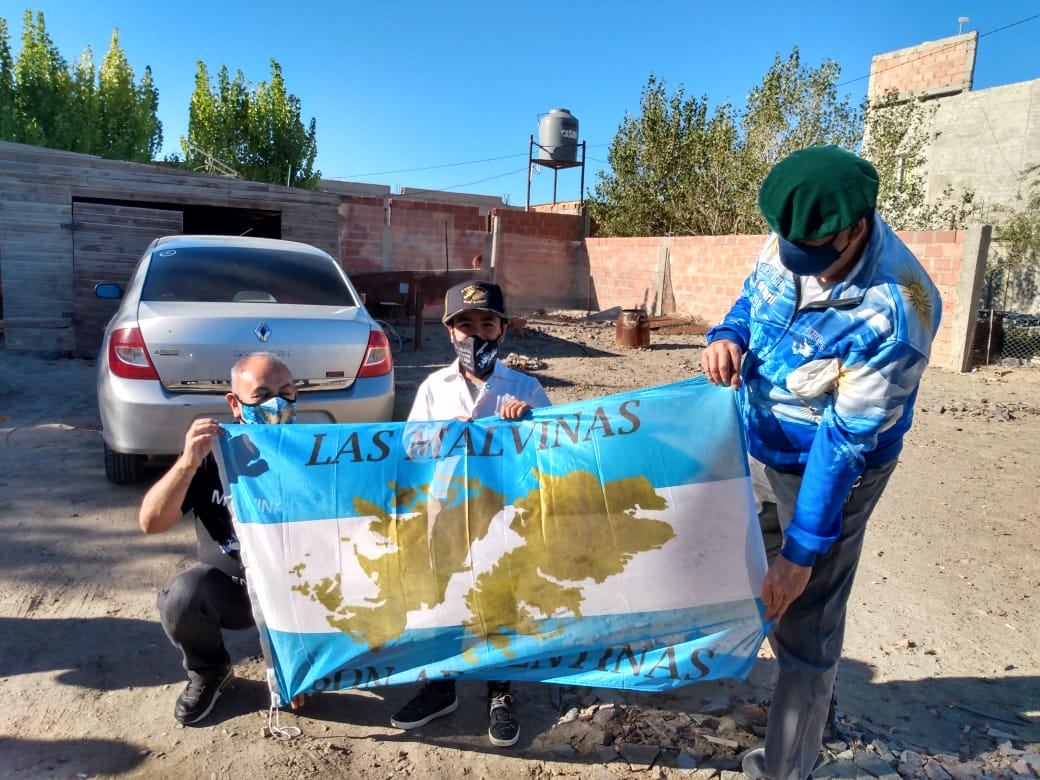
top-left (0, 736), bottom-right (148, 779)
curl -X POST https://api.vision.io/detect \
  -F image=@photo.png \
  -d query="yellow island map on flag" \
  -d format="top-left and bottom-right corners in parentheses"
top-left (214, 377), bottom-right (768, 706)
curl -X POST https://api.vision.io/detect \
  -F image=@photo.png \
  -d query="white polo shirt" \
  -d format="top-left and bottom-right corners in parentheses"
top-left (408, 360), bottom-right (551, 422)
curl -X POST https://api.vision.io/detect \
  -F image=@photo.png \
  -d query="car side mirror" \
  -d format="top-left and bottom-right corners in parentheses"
top-left (95, 283), bottom-right (124, 300)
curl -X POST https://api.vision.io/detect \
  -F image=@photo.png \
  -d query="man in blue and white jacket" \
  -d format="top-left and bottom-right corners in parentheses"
top-left (701, 146), bottom-right (941, 780)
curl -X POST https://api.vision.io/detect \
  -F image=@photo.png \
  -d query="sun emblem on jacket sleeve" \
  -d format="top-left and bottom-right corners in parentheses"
top-left (896, 267), bottom-right (936, 331)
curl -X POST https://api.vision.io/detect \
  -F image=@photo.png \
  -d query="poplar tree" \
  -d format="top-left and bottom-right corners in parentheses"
top-left (67, 46), bottom-right (99, 153)
top-left (97, 29), bottom-right (161, 162)
top-left (185, 58), bottom-right (319, 188)
top-left (137, 64), bottom-right (161, 160)
top-left (0, 10), bottom-right (161, 161)
top-left (0, 19), bottom-right (16, 139)
top-left (12, 9), bottom-right (70, 147)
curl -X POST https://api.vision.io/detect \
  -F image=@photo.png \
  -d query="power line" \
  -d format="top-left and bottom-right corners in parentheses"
top-left (838, 12), bottom-right (1040, 87)
top-left (389, 166), bottom-right (530, 199)
top-left (338, 152), bottom-right (525, 179)
top-left (330, 143), bottom-right (611, 182)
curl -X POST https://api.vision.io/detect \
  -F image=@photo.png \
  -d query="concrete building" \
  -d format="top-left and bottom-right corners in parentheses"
top-left (868, 32), bottom-right (1040, 216)
top-left (868, 32), bottom-right (1040, 313)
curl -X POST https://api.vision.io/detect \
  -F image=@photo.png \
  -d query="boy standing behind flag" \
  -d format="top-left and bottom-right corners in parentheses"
top-left (390, 280), bottom-right (550, 747)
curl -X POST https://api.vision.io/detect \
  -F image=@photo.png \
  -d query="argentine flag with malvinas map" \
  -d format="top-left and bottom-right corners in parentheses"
top-left (213, 376), bottom-right (768, 707)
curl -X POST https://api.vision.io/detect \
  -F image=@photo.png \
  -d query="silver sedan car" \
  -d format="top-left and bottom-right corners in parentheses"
top-left (95, 234), bottom-right (395, 483)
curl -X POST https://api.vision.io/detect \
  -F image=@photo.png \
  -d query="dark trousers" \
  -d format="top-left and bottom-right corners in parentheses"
top-left (752, 457), bottom-right (897, 780)
top-left (157, 564), bottom-right (255, 682)
top-left (427, 679), bottom-right (510, 700)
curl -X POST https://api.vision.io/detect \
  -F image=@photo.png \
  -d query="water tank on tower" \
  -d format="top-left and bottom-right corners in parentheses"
top-left (537, 108), bottom-right (579, 163)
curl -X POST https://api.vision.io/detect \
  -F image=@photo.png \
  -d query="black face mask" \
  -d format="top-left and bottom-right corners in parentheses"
top-left (453, 334), bottom-right (500, 380)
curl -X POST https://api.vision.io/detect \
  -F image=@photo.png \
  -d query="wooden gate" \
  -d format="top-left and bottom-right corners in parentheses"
top-left (72, 203), bottom-right (183, 357)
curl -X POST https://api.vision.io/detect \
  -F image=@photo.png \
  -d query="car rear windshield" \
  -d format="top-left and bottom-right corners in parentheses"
top-left (140, 245), bottom-right (357, 306)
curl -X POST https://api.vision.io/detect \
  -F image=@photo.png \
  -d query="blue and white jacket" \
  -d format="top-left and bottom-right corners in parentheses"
top-left (706, 212), bottom-right (941, 566)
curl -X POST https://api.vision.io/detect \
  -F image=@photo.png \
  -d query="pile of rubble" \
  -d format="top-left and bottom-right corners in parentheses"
top-left (925, 401), bottom-right (1040, 421)
top-left (503, 352), bottom-right (549, 371)
top-left (534, 687), bottom-right (1040, 778)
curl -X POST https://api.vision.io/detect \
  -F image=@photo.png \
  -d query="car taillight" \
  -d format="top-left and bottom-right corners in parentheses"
top-left (108, 326), bottom-right (159, 380)
top-left (358, 328), bottom-right (393, 378)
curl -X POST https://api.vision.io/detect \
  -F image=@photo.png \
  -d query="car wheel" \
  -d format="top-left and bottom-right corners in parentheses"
top-left (104, 443), bottom-right (145, 484)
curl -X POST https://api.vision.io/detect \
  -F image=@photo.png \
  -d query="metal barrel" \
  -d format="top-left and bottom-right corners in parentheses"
top-left (615, 308), bottom-right (650, 349)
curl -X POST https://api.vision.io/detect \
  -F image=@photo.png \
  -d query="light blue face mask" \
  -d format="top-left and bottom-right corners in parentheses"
top-left (237, 395), bottom-right (296, 425)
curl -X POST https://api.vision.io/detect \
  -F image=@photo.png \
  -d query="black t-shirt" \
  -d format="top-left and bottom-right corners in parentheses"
top-left (181, 454), bottom-right (245, 580)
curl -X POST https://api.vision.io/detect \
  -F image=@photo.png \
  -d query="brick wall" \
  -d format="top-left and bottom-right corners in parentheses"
top-left (336, 196), bottom-right (586, 318)
top-left (338, 196), bottom-right (385, 273)
top-left (338, 197), bottom-right (493, 275)
top-left (387, 199), bottom-right (488, 272)
top-left (901, 230), bottom-right (969, 369)
top-left (586, 231), bottom-right (970, 371)
top-left (335, 195), bottom-right (979, 371)
top-left (491, 209), bottom-right (586, 314)
top-left (868, 32), bottom-right (976, 100)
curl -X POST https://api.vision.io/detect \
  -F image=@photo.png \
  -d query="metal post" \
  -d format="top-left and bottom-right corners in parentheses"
top-left (580, 141), bottom-right (586, 202)
top-left (489, 214), bottom-right (501, 285)
top-left (412, 281), bottom-right (423, 351)
top-left (526, 135), bottom-right (534, 211)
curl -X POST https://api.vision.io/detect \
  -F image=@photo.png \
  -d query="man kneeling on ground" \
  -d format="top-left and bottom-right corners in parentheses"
top-left (140, 352), bottom-right (298, 725)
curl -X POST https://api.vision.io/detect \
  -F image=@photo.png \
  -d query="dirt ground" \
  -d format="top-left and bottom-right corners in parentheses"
top-left (1, 313), bottom-right (1038, 779)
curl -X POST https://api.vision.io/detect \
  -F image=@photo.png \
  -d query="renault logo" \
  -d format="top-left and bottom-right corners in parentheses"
top-left (254, 322), bottom-right (272, 343)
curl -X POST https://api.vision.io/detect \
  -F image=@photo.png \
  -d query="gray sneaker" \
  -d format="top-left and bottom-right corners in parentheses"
top-left (487, 693), bottom-right (519, 747)
top-left (742, 747), bottom-right (768, 779)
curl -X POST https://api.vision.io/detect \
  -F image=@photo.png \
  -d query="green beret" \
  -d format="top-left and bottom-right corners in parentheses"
top-left (758, 146), bottom-right (879, 242)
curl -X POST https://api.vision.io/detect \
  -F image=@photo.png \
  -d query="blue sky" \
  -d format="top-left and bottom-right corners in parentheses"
top-left (7, 1), bottom-right (1040, 206)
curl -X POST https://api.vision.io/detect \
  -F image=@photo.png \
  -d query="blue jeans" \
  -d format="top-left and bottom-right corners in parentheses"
top-left (750, 457), bottom-right (897, 780)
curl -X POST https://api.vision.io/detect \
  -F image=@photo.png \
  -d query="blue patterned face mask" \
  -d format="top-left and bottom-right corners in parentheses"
top-left (237, 395), bottom-right (296, 425)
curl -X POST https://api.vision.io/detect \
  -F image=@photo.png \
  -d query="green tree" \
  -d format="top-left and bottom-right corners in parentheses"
top-left (987, 166), bottom-right (1040, 309)
top-left (66, 45), bottom-right (99, 154)
top-left (12, 9), bottom-right (70, 147)
top-left (861, 89), bottom-right (975, 230)
top-left (97, 29), bottom-right (161, 162)
top-left (0, 18), bottom-right (17, 139)
top-left (1, 10), bottom-right (161, 161)
top-left (587, 49), bottom-right (863, 237)
top-left (185, 58), bottom-right (319, 188)
top-left (588, 75), bottom-right (743, 236)
top-left (185, 61), bottom-right (219, 164)
top-left (137, 64), bottom-right (161, 159)
top-left (740, 48), bottom-right (861, 221)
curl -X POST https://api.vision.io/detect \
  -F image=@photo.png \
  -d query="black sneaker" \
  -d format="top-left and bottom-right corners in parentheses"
top-left (488, 693), bottom-right (519, 747)
top-left (174, 667), bottom-right (233, 725)
top-left (390, 683), bottom-right (458, 729)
